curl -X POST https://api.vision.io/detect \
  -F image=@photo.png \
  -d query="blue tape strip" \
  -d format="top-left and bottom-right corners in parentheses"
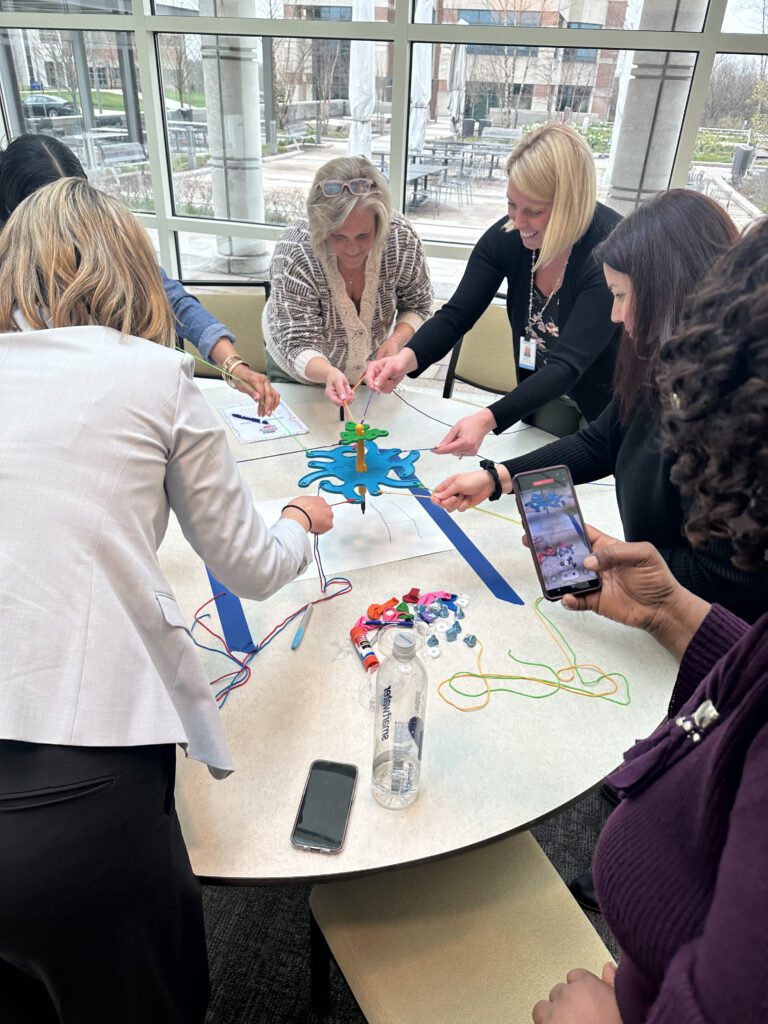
top-left (206, 568), bottom-right (257, 654)
top-left (408, 486), bottom-right (524, 606)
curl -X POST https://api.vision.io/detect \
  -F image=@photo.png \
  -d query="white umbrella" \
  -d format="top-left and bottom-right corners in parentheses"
top-left (408, 0), bottom-right (434, 154)
top-left (347, 0), bottom-right (376, 157)
top-left (447, 24), bottom-right (467, 138)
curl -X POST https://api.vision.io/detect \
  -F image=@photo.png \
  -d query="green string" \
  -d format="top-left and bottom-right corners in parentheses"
top-left (441, 597), bottom-right (631, 708)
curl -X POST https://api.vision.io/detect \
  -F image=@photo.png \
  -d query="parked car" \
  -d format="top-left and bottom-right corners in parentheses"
top-left (22, 94), bottom-right (77, 118)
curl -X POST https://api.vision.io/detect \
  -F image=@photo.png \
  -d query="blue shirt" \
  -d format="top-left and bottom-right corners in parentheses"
top-left (160, 268), bottom-right (235, 362)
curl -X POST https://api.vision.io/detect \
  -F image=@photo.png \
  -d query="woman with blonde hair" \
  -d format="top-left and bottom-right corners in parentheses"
top-left (0, 178), bottom-right (333, 1023)
top-left (366, 122), bottom-right (622, 452)
top-left (264, 154), bottom-right (433, 405)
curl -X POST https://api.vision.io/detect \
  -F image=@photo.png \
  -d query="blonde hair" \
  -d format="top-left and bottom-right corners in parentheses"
top-left (307, 156), bottom-right (391, 257)
top-left (504, 123), bottom-right (596, 269)
top-left (0, 177), bottom-right (175, 345)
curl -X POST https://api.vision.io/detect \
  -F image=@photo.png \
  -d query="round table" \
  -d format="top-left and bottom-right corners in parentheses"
top-left (159, 383), bottom-right (677, 883)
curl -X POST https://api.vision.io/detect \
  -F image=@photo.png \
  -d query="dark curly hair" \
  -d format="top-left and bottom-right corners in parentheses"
top-left (659, 217), bottom-right (768, 572)
top-left (595, 189), bottom-right (738, 423)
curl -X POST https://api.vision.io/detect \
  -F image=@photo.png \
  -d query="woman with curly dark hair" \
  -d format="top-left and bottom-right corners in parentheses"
top-left (530, 218), bottom-right (768, 1024)
top-left (432, 189), bottom-right (767, 622)
top-left (659, 223), bottom-right (768, 575)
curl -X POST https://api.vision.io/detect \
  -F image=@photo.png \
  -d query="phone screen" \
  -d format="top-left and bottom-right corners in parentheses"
top-left (513, 465), bottom-right (601, 601)
top-left (291, 760), bottom-right (358, 854)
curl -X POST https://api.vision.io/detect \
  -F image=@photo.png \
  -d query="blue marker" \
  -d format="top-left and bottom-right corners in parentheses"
top-left (233, 413), bottom-right (264, 423)
top-left (291, 603), bottom-right (314, 651)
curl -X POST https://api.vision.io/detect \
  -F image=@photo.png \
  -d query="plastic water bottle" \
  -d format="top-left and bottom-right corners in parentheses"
top-left (371, 631), bottom-right (428, 809)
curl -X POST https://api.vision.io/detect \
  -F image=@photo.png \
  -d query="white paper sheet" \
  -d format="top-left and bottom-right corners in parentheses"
top-left (218, 401), bottom-right (309, 444)
top-left (253, 492), bottom-right (452, 579)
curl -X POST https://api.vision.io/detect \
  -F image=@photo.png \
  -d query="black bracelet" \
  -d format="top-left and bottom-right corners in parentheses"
top-left (281, 503), bottom-right (313, 532)
top-left (479, 460), bottom-right (503, 502)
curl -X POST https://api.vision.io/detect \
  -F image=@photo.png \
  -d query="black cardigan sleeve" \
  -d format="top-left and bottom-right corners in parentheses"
top-left (488, 228), bottom-right (619, 432)
top-left (500, 400), bottom-right (617, 484)
top-left (405, 217), bottom-right (512, 373)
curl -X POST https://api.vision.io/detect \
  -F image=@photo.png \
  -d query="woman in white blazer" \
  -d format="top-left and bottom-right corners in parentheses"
top-left (0, 178), bottom-right (333, 1024)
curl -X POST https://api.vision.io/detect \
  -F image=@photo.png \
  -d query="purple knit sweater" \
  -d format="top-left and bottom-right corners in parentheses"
top-left (594, 605), bottom-right (768, 1024)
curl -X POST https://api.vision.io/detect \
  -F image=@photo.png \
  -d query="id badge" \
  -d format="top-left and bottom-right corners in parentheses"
top-left (518, 335), bottom-right (537, 372)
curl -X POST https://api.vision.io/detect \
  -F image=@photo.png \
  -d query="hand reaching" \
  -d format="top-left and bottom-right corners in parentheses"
top-left (324, 368), bottom-right (355, 407)
top-left (433, 409), bottom-right (496, 457)
top-left (281, 496), bottom-right (334, 535)
top-left (431, 471), bottom-right (494, 512)
top-left (365, 349), bottom-right (416, 393)
top-left (231, 366), bottom-right (280, 417)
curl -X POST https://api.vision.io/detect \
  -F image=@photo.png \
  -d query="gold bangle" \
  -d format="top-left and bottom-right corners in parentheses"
top-left (220, 355), bottom-right (250, 387)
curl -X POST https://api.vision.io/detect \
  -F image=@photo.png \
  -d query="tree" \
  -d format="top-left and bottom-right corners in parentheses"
top-left (272, 37), bottom-right (312, 129)
top-left (750, 77), bottom-right (768, 150)
top-left (312, 39), bottom-right (342, 133)
top-left (159, 34), bottom-right (202, 110)
top-left (31, 30), bottom-right (79, 105)
top-left (702, 54), bottom-right (760, 128)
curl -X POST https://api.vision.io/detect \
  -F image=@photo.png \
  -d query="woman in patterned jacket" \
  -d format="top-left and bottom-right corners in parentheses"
top-left (263, 155), bottom-right (433, 405)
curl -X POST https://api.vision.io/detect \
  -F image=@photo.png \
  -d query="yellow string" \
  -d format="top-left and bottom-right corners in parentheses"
top-left (436, 600), bottom-right (630, 712)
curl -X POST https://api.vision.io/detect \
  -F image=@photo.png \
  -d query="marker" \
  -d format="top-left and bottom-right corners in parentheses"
top-left (291, 604), bottom-right (313, 651)
top-left (233, 413), bottom-right (264, 424)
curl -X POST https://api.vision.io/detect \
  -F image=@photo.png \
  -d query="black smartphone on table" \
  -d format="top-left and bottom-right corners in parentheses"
top-left (291, 760), bottom-right (358, 854)
top-left (512, 465), bottom-right (601, 602)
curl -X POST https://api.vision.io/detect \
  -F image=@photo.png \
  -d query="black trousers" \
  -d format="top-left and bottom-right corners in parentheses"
top-left (0, 741), bottom-right (209, 1024)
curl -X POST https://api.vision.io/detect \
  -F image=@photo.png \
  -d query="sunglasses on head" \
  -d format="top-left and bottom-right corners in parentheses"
top-left (318, 177), bottom-right (375, 197)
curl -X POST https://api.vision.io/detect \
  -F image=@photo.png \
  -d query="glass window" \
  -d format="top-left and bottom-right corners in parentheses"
top-left (176, 231), bottom-right (276, 281)
top-left (562, 22), bottom-right (599, 64)
top-left (152, 0), bottom-right (393, 24)
top-left (158, 33), bottom-right (393, 227)
top-left (458, 9), bottom-right (539, 57)
top-left (0, 0), bottom-right (132, 11)
top-left (694, 52), bottom-right (768, 227)
top-left (403, 43), bottom-right (697, 239)
top-left (0, 28), bottom-right (152, 212)
top-left (722, 0), bottom-right (768, 32)
top-left (436, 0), bottom-right (707, 33)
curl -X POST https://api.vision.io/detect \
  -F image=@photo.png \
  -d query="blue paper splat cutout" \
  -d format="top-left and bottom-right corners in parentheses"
top-left (298, 440), bottom-right (421, 504)
top-left (524, 490), bottom-right (566, 514)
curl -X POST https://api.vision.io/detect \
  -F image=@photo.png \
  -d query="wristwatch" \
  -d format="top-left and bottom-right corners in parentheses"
top-left (479, 459), bottom-right (503, 502)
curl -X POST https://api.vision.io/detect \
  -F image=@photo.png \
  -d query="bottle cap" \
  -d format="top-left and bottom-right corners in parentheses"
top-left (392, 631), bottom-right (417, 659)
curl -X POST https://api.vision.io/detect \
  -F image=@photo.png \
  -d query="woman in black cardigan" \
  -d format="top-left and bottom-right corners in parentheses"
top-left (365, 123), bottom-right (622, 455)
top-left (431, 189), bottom-right (768, 623)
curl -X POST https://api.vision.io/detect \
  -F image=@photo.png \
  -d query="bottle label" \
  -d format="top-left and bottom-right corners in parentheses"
top-left (409, 715), bottom-right (425, 758)
top-left (380, 685), bottom-right (392, 740)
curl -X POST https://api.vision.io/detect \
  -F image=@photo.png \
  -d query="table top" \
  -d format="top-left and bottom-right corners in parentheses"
top-left (405, 162), bottom-right (448, 183)
top-left (161, 384), bottom-right (678, 884)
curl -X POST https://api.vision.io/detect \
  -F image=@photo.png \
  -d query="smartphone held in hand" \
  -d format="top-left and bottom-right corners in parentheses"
top-left (291, 760), bottom-right (358, 854)
top-left (513, 465), bottom-right (601, 602)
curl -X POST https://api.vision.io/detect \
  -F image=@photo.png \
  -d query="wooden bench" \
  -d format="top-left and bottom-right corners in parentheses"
top-left (309, 830), bottom-right (613, 1023)
top-left (180, 283), bottom-right (270, 375)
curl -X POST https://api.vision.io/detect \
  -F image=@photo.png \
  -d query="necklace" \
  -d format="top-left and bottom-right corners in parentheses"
top-left (526, 248), bottom-right (571, 342)
top-left (340, 262), bottom-right (365, 288)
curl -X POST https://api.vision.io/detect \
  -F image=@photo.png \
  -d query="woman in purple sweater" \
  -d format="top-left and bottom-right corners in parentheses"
top-left (531, 218), bottom-right (768, 1023)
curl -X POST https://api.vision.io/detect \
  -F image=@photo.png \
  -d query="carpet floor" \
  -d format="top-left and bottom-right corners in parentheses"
top-left (202, 786), bottom-right (618, 1023)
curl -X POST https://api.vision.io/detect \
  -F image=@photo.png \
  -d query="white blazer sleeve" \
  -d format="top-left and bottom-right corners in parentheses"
top-left (164, 360), bottom-right (311, 598)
